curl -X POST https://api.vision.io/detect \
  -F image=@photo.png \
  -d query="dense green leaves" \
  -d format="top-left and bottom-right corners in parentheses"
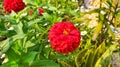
top-left (95, 45), bottom-right (117, 67)
top-left (75, 41), bottom-right (106, 67)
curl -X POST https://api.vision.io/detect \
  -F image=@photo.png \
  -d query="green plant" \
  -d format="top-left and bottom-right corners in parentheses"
top-left (0, 0), bottom-right (120, 67)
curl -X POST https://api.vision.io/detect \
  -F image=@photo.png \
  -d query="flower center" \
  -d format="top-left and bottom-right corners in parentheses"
top-left (63, 30), bottom-right (69, 35)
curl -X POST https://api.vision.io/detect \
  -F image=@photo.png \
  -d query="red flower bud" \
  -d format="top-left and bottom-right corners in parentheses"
top-left (48, 22), bottom-right (81, 54)
top-left (3, 0), bottom-right (26, 13)
top-left (29, 9), bottom-right (33, 16)
top-left (29, 8), bottom-right (44, 16)
top-left (38, 8), bottom-right (44, 16)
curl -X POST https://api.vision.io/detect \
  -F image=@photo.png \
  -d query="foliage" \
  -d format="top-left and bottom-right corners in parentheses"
top-left (0, 0), bottom-right (120, 67)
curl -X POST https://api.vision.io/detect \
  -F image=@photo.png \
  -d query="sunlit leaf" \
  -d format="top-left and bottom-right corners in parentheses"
top-left (23, 0), bottom-right (36, 6)
top-left (25, 41), bottom-right (36, 48)
top-left (85, 39), bottom-right (92, 49)
top-left (13, 22), bottom-right (24, 34)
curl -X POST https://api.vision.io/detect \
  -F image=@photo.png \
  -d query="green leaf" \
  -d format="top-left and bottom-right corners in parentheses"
top-left (13, 22), bottom-right (24, 34)
top-left (0, 31), bottom-right (8, 36)
top-left (30, 60), bottom-right (60, 67)
top-left (0, 61), bottom-right (18, 67)
top-left (85, 39), bottom-right (92, 49)
top-left (34, 24), bottom-right (45, 32)
top-left (0, 19), bottom-right (6, 31)
top-left (23, 0), bottom-right (36, 6)
top-left (28, 18), bottom-right (42, 27)
top-left (21, 51), bottom-right (37, 63)
top-left (6, 48), bottom-right (20, 62)
top-left (57, 60), bottom-right (72, 67)
top-left (10, 11), bottom-right (17, 16)
top-left (43, 13), bottom-right (52, 21)
top-left (48, 6), bottom-right (57, 11)
top-left (0, 2), bottom-right (2, 8)
top-left (25, 41), bottom-right (36, 48)
top-left (42, 48), bottom-right (51, 59)
top-left (54, 54), bottom-right (69, 60)
top-left (0, 38), bottom-right (10, 53)
top-left (99, 13), bottom-right (104, 21)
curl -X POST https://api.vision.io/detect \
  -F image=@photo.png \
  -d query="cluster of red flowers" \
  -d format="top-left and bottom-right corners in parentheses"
top-left (3, 0), bottom-right (26, 13)
top-left (3, 0), bottom-right (44, 15)
top-left (48, 22), bottom-right (81, 54)
top-left (3, 0), bottom-right (81, 54)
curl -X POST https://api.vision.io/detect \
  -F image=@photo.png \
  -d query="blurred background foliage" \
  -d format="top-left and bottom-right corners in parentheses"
top-left (0, 0), bottom-right (120, 67)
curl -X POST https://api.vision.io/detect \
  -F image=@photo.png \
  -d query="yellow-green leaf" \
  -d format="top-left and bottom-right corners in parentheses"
top-left (75, 49), bottom-right (87, 67)
top-left (92, 22), bottom-right (103, 41)
top-left (95, 44), bottom-right (117, 67)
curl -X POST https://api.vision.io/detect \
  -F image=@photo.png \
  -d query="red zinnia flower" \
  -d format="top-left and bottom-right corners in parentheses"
top-left (48, 22), bottom-right (81, 54)
top-left (3, 0), bottom-right (26, 13)
top-left (38, 8), bottom-right (44, 16)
